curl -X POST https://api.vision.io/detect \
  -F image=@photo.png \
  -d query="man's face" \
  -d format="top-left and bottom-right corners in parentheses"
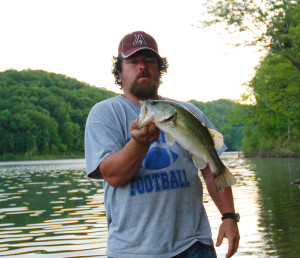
top-left (119, 51), bottom-right (160, 99)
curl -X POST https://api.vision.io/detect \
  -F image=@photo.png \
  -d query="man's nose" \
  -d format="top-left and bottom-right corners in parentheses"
top-left (138, 60), bottom-right (147, 70)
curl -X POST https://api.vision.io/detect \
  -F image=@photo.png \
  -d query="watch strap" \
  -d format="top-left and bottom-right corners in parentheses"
top-left (222, 212), bottom-right (240, 222)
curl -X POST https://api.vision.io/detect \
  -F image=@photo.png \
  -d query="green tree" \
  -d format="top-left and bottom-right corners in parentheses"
top-left (202, 0), bottom-right (300, 70)
top-left (0, 69), bottom-right (117, 160)
top-left (240, 52), bottom-right (300, 156)
top-left (200, 0), bottom-right (300, 156)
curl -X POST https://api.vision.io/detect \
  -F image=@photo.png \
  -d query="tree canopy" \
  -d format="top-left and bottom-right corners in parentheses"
top-left (202, 0), bottom-right (300, 70)
top-left (239, 51), bottom-right (299, 156)
top-left (0, 69), bottom-right (117, 160)
top-left (200, 0), bottom-right (299, 157)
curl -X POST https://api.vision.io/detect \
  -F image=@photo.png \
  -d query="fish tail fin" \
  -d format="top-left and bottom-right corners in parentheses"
top-left (214, 166), bottom-right (237, 194)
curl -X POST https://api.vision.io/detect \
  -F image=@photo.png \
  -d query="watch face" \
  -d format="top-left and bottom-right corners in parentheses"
top-left (235, 213), bottom-right (240, 222)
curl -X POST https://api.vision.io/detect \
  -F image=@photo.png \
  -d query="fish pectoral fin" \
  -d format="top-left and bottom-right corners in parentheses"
top-left (165, 133), bottom-right (176, 146)
top-left (207, 127), bottom-right (224, 150)
top-left (192, 156), bottom-right (207, 169)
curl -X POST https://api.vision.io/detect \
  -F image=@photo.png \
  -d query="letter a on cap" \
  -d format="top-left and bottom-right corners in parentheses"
top-left (118, 31), bottom-right (159, 58)
top-left (133, 34), bottom-right (147, 46)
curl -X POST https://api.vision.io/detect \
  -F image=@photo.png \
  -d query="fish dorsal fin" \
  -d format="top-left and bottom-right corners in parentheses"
top-left (165, 133), bottom-right (176, 146)
top-left (192, 155), bottom-right (207, 169)
top-left (206, 127), bottom-right (224, 150)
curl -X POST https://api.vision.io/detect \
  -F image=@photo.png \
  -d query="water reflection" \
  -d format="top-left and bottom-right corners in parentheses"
top-left (248, 158), bottom-right (300, 258)
top-left (0, 155), bottom-right (299, 257)
top-left (204, 153), bottom-right (275, 258)
top-left (0, 159), bottom-right (107, 257)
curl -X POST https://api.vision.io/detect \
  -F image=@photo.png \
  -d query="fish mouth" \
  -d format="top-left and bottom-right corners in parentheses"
top-left (161, 113), bottom-right (176, 123)
top-left (136, 101), bottom-right (150, 129)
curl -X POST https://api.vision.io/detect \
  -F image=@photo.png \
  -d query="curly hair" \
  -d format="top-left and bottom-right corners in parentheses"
top-left (111, 50), bottom-right (169, 89)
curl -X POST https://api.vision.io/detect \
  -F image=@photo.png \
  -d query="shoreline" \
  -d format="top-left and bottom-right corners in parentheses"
top-left (0, 153), bottom-right (85, 162)
top-left (1, 151), bottom-right (299, 162)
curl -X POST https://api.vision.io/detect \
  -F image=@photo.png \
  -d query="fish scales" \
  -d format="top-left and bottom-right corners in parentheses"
top-left (167, 103), bottom-right (224, 174)
top-left (136, 99), bottom-right (237, 193)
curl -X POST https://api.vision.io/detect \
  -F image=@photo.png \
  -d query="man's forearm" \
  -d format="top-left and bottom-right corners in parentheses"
top-left (99, 120), bottom-right (160, 188)
top-left (201, 166), bottom-right (236, 214)
top-left (99, 139), bottom-right (150, 187)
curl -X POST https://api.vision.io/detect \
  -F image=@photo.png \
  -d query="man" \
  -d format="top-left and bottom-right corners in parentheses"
top-left (85, 31), bottom-right (240, 258)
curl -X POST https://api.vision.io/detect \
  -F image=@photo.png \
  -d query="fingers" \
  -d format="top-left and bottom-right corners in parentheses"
top-left (226, 236), bottom-right (235, 258)
top-left (130, 119), bottom-right (138, 130)
top-left (225, 234), bottom-right (239, 258)
top-left (216, 228), bottom-right (224, 247)
top-left (216, 220), bottom-right (240, 258)
top-left (232, 232), bottom-right (240, 257)
top-left (130, 121), bottom-right (160, 145)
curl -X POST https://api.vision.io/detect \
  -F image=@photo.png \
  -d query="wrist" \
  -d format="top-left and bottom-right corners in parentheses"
top-left (130, 138), bottom-right (151, 152)
top-left (221, 212), bottom-right (240, 222)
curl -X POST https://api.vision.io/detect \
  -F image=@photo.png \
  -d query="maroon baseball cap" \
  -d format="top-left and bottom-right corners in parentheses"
top-left (118, 31), bottom-right (160, 58)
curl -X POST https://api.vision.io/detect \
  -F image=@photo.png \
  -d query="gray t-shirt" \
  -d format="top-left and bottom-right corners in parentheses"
top-left (85, 95), bottom-right (226, 258)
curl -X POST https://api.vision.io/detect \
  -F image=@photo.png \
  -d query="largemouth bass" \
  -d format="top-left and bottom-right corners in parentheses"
top-left (136, 99), bottom-right (236, 193)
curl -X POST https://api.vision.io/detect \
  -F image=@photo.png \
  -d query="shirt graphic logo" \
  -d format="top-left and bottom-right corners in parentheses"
top-left (142, 146), bottom-right (178, 170)
top-left (133, 34), bottom-right (147, 46)
top-left (127, 132), bottom-right (179, 170)
top-left (127, 132), bottom-right (191, 197)
top-left (130, 169), bottom-right (190, 196)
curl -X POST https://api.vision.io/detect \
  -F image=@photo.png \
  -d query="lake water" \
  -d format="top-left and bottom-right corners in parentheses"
top-left (0, 153), bottom-right (299, 257)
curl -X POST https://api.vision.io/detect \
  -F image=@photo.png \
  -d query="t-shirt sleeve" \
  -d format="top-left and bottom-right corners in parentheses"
top-left (84, 102), bottom-right (125, 179)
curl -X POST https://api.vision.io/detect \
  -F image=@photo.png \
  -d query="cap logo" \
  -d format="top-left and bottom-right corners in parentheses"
top-left (133, 34), bottom-right (147, 46)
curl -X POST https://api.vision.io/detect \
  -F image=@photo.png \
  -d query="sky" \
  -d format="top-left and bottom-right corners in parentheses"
top-left (0, 0), bottom-right (264, 102)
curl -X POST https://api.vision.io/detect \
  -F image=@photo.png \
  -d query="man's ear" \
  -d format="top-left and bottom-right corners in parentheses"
top-left (118, 72), bottom-right (123, 89)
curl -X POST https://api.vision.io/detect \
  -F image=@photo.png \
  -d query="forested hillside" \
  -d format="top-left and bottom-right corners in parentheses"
top-left (0, 69), bottom-right (242, 161)
top-left (0, 69), bottom-right (117, 160)
top-left (189, 99), bottom-right (243, 151)
top-left (239, 51), bottom-right (299, 157)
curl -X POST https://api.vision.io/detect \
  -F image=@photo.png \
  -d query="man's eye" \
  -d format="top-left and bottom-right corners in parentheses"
top-left (146, 58), bottom-right (157, 64)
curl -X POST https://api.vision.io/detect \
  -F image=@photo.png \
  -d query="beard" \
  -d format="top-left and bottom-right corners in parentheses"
top-left (130, 80), bottom-right (160, 99)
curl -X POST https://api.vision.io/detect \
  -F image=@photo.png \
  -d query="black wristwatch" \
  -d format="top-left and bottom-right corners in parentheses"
top-left (222, 213), bottom-right (240, 222)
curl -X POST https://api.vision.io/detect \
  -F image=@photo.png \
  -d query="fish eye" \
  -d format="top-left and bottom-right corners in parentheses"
top-left (150, 100), bottom-right (156, 105)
